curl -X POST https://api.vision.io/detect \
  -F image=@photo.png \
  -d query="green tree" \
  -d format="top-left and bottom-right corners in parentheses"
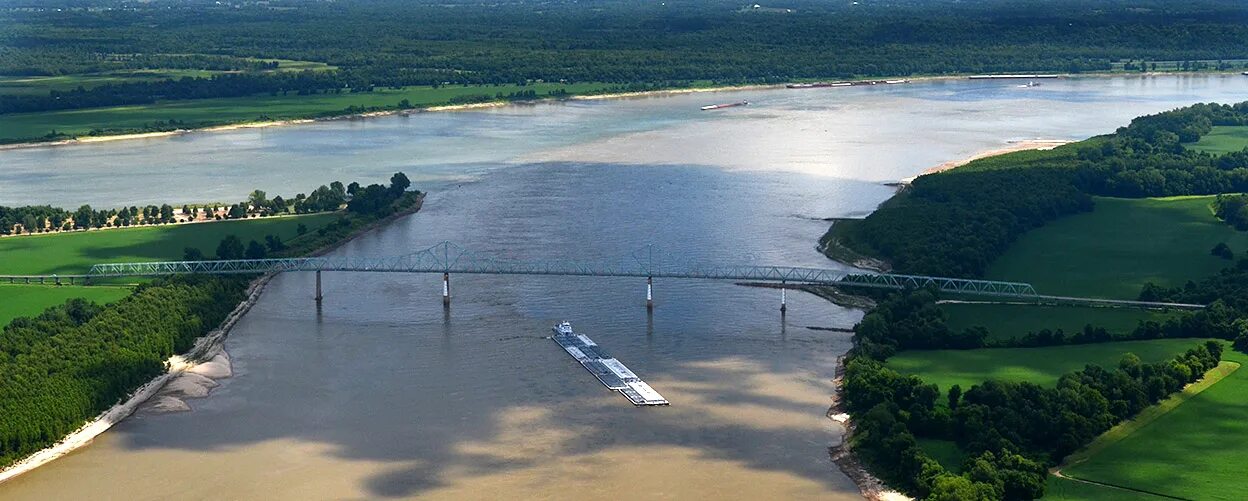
top-left (245, 240), bottom-right (267, 259)
top-left (216, 235), bottom-right (245, 260)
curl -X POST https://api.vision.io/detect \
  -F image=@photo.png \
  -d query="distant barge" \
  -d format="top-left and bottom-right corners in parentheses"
top-left (551, 321), bottom-right (669, 406)
top-left (968, 74), bottom-right (1060, 79)
top-left (700, 101), bottom-right (749, 111)
top-left (786, 79), bottom-right (908, 89)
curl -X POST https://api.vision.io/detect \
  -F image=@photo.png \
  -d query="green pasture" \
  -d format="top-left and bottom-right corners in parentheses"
top-left (886, 338), bottom-right (1212, 392)
top-left (0, 82), bottom-right (612, 142)
top-left (0, 284), bottom-right (132, 327)
top-left (987, 196), bottom-right (1248, 299)
top-left (1043, 475), bottom-right (1168, 500)
top-left (0, 58), bottom-right (334, 96)
top-left (1184, 125), bottom-right (1248, 155)
top-left (1062, 350), bottom-right (1248, 499)
top-left (941, 303), bottom-right (1179, 343)
top-left (0, 214), bottom-right (335, 329)
top-left (0, 213), bottom-right (335, 276)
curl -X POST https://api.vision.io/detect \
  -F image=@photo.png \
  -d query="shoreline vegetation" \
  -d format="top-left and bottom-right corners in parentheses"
top-left (820, 102), bottom-right (1248, 500)
top-left (1, 71), bottom-right (1242, 151)
top-left (0, 180), bottom-right (424, 484)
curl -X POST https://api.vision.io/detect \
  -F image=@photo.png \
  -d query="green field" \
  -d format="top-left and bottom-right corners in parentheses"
top-left (886, 338), bottom-right (1212, 392)
top-left (0, 214), bottom-right (335, 328)
top-left (1062, 350), bottom-right (1248, 499)
top-left (0, 284), bottom-right (132, 327)
top-left (942, 303), bottom-right (1177, 342)
top-left (0, 82), bottom-right (613, 142)
top-left (987, 196), bottom-right (1248, 299)
top-left (1185, 125), bottom-right (1248, 155)
top-left (0, 214), bottom-right (335, 275)
top-left (0, 70), bottom-right (218, 95)
top-left (1043, 476), bottom-right (1168, 500)
top-left (0, 58), bottom-right (335, 96)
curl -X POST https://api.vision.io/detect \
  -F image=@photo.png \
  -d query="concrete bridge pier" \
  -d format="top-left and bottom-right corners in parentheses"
top-left (442, 272), bottom-right (451, 307)
top-left (646, 276), bottom-right (654, 310)
top-left (315, 270), bottom-right (323, 303)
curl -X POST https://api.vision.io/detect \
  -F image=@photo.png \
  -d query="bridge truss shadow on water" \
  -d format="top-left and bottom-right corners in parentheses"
top-left (3, 241), bottom-right (1206, 310)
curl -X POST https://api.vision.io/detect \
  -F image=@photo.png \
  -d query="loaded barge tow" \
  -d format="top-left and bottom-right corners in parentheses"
top-left (551, 321), bottom-right (669, 406)
top-left (700, 101), bottom-right (749, 111)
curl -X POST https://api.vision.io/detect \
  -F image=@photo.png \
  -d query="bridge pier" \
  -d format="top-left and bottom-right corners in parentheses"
top-left (315, 270), bottom-right (323, 303)
top-left (646, 276), bottom-right (654, 310)
top-left (443, 272), bottom-right (451, 307)
top-left (780, 281), bottom-right (787, 313)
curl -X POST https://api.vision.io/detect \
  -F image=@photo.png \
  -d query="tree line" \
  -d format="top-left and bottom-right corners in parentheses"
top-left (0, 173), bottom-right (414, 236)
top-left (195, 172), bottom-right (420, 261)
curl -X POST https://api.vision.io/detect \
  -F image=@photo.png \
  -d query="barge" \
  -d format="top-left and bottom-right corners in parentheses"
top-left (786, 79), bottom-right (908, 89)
top-left (551, 321), bottom-right (669, 406)
top-left (700, 101), bottom-right (749, 111)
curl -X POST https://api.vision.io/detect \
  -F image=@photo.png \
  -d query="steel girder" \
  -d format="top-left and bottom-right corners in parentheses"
top-left (87, 241), bottom-right (1037, 297)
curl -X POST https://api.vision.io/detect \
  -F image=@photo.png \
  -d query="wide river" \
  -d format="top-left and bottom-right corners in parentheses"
top-left (2, 75), bottom-right (1247, 500)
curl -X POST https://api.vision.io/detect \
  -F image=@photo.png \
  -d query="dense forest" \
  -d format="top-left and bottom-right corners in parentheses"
top-left (0, 277), bottom-right (250, 467)
top-left (825, 101), bottom-right (1248, 277)
top-left (3, 0), bottom-right (1248, 113)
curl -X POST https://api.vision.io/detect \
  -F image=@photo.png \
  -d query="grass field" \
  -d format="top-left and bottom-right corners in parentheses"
top-left (0, 284), bottom-right (132, 327)
top-left (886, 338), bottom-right (1212, 392)
top-left (0, 82), bottom-right (614, 142)
top-left (1043, 476), bottom-right (1169, 500)
top-left (1185, 125), bottom-right (1248, 155)
top-left (986, 196), bottom-right (1248, 299)
top-left (1061, 350), bottom-right (1248, 499)
top-left (0, 214), bottom-right (335, 329)
top-left (941, 303), bottom-right (1177, 342)
top-left (0, 58), bottom-right (335, 96)
top-left (0, 214), bottom-right (335, 275)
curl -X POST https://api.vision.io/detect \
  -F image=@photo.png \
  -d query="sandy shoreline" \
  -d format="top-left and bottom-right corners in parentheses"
top-left (6, 69), bottom-right (1231, 151)
top-left (0, 275), bottom-right (270, 485)
top-left (896, 139), bottom-right (1073, 184)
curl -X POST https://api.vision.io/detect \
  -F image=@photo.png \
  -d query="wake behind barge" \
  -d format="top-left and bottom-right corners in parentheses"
top-left (551, 321), bottom-right (669, 406)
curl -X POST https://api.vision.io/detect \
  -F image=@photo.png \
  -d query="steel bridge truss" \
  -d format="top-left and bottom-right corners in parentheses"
top-left (87, 241), bottom-right (1038, 297)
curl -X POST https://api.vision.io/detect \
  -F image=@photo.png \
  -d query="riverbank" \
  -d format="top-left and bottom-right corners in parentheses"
top-left (814, 141), bottom-right (1081, 500)
top-left (895, 139), bottom-right (1073, 185)
top-left (4, 70), bottom-right (1242, 151)
top-left (0, 193), bottom-right (425, 484)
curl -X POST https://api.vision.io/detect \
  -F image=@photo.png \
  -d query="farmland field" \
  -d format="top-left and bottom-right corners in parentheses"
top-left (941, 302), bottom-right (1177, 343)
top-left (0, 213), bottom-right (336, 275)
top-left (1184, 125), bottom-right (1248, 154)
top-left (987, 196), bottom-right (1248, 299)
top-left (1061, 350), bottom-right (1248, 499)
top-left (885, 338), bottom-right (1213, 392)
top-left (0, 284), bottom-right (132, 327)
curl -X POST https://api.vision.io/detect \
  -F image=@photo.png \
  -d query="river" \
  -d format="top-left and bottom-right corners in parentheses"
top-left (2, 75), bottom-right (1247, 500)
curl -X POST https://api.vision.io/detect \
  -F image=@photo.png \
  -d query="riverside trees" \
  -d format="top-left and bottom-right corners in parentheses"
top-left (0, 277), bottom-right (249, 468)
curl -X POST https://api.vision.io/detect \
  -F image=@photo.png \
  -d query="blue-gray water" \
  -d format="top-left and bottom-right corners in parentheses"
top-left (2, 75), bottom-right (1248, 500)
